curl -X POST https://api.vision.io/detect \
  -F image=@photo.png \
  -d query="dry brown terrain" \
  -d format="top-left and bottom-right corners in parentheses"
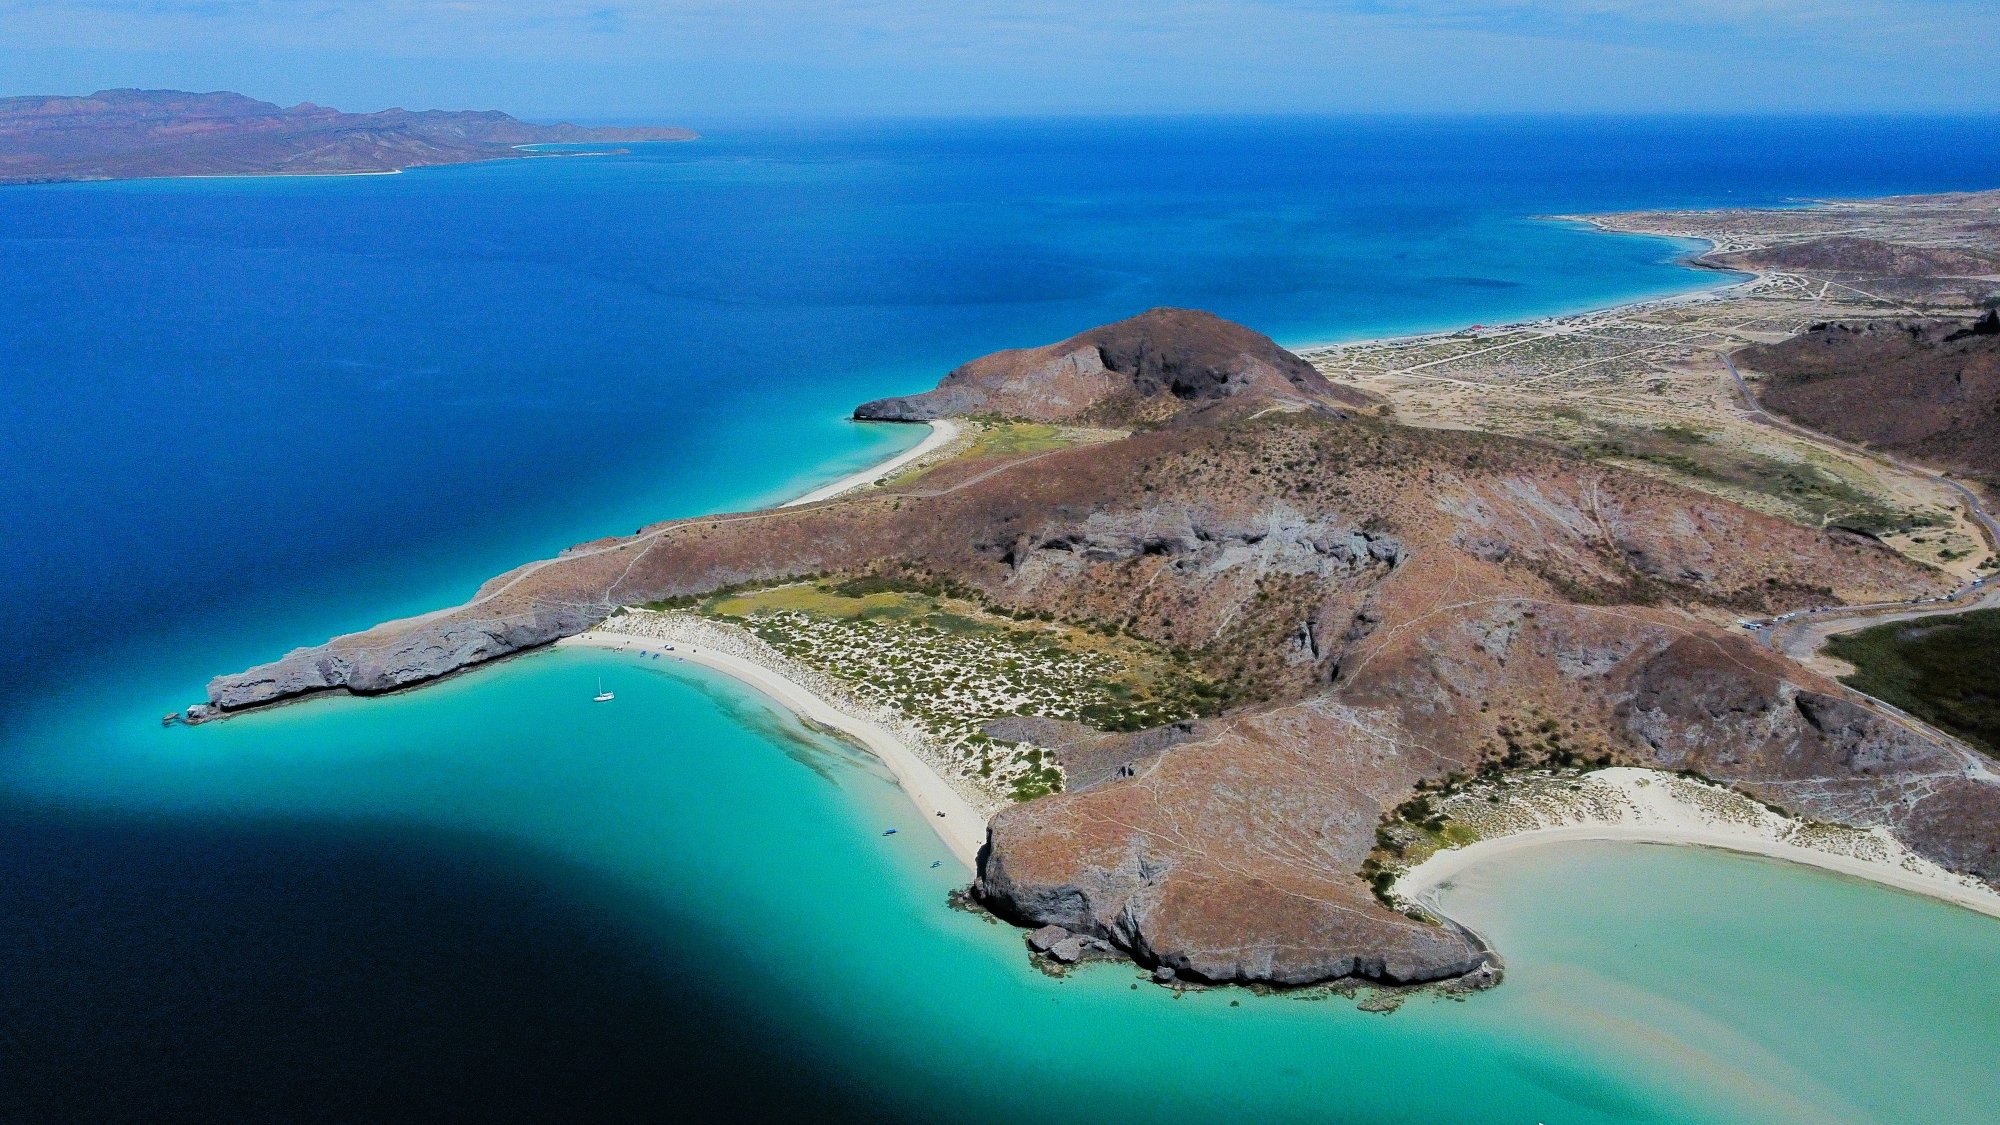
top-left (0, 89), bottom-right (695, 185)
top-left (1311, 190), bottom-right (2000, 579)
top-left (1738, 318), bottom-right (2000, 491)
top-left (197, 304), bottom-right (1995, 990)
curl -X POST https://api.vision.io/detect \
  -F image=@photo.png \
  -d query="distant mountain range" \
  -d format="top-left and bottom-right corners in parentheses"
top-left (0, 89), bottom-right (697, 185)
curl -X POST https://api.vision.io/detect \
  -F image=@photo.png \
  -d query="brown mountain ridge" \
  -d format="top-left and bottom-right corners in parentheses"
top-left (1738, 314), bottom-right (2000, 489)
top-left (855, 308), bottom-right (1378, 426)
top-left (0, 89), bottom-right (696, 185)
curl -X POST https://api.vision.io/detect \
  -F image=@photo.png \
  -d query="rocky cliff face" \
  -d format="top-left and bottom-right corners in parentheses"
top-left (201, 309), bottom-right (1992, 989)
top-left (976, 693), bottom-right (1495, 986)
top-left (209, 596), bottom-right (601, 711)
top-left (1623, 635), bottom-right (2000, 881)
top-left (854, 307), bottom-right (1375, 426)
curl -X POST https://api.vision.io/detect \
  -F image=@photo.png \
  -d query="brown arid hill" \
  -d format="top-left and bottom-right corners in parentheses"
top-left (0, 89), bottom-right (696, 185)
top-left (1712, 235), bottom-right (2000, 279)
top-left (855, 307), bottom-right (1378, 426)
top-left (1737, 315), bottom-right (2000, 488)
top-left (199, 314), bottom-right (1992, 989)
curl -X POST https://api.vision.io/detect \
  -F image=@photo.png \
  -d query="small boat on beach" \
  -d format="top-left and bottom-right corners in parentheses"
top-left (593, 679), bottom-right (615, 703)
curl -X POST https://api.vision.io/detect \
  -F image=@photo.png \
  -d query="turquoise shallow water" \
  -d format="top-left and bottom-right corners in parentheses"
top-left (12, 647), bottom-right (1998, 1124)
top-left (10, 116), bottom-right (2000, 1120)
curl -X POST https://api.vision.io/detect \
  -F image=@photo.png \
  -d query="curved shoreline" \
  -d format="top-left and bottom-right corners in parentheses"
top-left (1395, 768), bottom-right (2000, 923)
top-left (556, 631), bottom-right (986, 871)
top-left (1403, 826), bottom-right (2000, 921)
top-left (1280, 229), bottom-right (1744, 352)
top-left (783, 419), bottom-right (960, 507)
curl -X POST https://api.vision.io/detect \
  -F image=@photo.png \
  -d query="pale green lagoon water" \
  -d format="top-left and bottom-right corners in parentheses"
top-left (11, 646), bottom-right (1997, 1125)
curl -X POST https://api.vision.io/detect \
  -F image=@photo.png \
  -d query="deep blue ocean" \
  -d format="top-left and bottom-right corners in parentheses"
top-left (6, 116), bottom-right (2000, 1123)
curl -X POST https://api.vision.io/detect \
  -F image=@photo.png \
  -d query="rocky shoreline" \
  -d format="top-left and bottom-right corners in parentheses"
top-left (188, 295), bottom-right (2000, 993)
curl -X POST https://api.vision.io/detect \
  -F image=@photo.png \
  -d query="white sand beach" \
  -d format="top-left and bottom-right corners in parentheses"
top-left (559, 626), bottom-right (987, 871)
top-left (784, 419), bottom-right (960, 507)
top-left (550, 414), bottom-right (987, 873)
top-left (1396, 767), bottom-right (2000, 920)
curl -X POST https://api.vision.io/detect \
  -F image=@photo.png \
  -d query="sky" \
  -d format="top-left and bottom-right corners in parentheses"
top-left (2, 0), bottom-right (1998, 120)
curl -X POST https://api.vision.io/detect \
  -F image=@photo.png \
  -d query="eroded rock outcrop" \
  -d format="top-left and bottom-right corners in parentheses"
top-left (999, 504), bottom-right (1402, 595)
top-left (976, 697), bottom-right (1494, 986)
top-left (209, 600), bottom-right (601, 710)
top-left (1621, 634), bottom-right (2000, 882)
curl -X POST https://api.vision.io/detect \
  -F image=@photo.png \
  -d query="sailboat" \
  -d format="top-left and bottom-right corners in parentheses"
top-left (593, 678), bottom-right (615, 703)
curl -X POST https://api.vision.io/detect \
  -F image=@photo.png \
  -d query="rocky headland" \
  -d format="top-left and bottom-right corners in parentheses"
top-left (197, 299), bottom-right (2000, 992)
top-left (0, 89), bottom-right (696, 185)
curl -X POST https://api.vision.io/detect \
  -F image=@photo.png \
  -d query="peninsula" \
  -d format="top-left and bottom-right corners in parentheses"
top-left (0, 89), bottom-right (696, 185)
top-left (192, 190), bottom-right (2000, 993)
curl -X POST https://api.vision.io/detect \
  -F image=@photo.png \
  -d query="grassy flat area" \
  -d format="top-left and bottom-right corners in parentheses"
top-left (1575, 421), bottom-right (1908, 535)
top-left (961, 422), bottom-right (1077, 457)
top-left (693, 577), bottom-right (1220, 800)
top-left (1826, 609), bottom-right (2000, 758)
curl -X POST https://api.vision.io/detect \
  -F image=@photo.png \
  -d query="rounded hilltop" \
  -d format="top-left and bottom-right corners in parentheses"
top-left (854, 307), bottom-right (1378, 428)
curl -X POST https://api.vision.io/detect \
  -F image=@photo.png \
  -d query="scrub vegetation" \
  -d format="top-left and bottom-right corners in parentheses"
top-left (684, 576), bottom-right (1220, 800)
top-left (1827, 609), bottom-right (2000, 758)
top-left (958, 421), bottom-right (1082, 457)
top-left (1575, 422), bottom-right (1908, 535)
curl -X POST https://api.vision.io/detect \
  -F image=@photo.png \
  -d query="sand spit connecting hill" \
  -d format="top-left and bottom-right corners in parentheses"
top-left (196, 213), bottom-right (2000, 993)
